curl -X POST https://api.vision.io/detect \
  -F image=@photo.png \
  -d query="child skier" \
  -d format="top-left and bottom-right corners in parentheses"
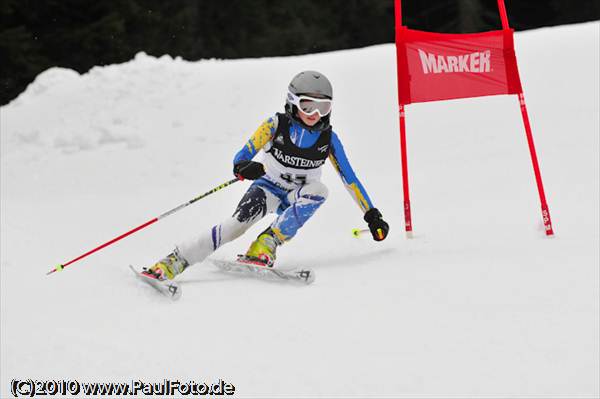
top-left (146, 71), bottom-right (390, 280)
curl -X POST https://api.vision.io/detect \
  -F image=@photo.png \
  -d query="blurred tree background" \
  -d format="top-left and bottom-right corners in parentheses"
top-left (1, 0), bottom-right (598, 105)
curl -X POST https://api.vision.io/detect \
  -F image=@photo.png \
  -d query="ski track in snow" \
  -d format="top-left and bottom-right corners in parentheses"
top-left (1, 23), bottom-right (599, 397)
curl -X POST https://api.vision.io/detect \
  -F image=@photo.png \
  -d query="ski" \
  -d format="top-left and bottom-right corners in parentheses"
top-left (210, 256), bottom-right (315, 285)
top-left (128, 265), bottom-right (182, 301)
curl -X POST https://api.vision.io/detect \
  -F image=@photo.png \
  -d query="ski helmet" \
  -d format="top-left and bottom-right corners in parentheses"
top-left (288, 71), bottom-right (333, 99)
top-left (285, 71), bottom-right (333, 131)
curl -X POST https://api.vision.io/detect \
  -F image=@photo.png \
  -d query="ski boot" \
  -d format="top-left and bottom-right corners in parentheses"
top-left (144, 250), bottom-right (189, 281)
top-left (244, 227), bottom-right (283, 266)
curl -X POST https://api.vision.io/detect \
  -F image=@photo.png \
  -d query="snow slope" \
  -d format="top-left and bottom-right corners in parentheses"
top-left (1, 22), bottom-right (598, 398)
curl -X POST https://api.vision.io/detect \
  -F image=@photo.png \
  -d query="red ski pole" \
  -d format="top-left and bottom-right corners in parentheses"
top-left (47, 177), bottom-right (241, 275)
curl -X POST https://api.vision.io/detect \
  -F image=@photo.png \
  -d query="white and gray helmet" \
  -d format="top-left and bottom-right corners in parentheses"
top-left (285, 71), bottom-right (333, 130)
top-left (287, 70), bottom-right (333, 99)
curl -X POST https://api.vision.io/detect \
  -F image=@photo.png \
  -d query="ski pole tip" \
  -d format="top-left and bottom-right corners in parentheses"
top-left (47, 264), bottom-right (64, 275)
top-left (352, 228), bottom-right (361, 238)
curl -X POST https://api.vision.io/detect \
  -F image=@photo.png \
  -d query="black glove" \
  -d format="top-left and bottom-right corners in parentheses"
top-left (234, 160), bottom-right (265, 180)
top-left (364, 208), bottom-right (389, 241)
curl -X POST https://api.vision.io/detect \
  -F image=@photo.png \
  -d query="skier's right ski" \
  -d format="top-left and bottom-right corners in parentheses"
top-left (210, 257), bottom-right (315, 285)
top-left (129, 265), bottom-right (182, 300)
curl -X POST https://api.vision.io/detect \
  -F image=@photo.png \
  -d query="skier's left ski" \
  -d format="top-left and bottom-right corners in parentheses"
top-left (210, 257), bottom-right (315, 285)
top-left (129, 265), bottom-right (182, 301)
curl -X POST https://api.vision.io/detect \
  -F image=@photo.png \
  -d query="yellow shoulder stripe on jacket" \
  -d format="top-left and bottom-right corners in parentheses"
top-left (246, 119), bottom-right (275, 152)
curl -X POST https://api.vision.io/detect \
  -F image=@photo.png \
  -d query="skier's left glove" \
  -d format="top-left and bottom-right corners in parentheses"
top-left (364, 208), bottom-right (389, 241)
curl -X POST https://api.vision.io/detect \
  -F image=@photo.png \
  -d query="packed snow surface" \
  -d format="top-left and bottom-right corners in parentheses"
top-left (1, 22), bottom-right (599, 397)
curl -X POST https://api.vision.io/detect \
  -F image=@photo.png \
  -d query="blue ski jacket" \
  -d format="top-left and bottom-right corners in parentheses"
top-left (233, 115), bottom-right (375, 213)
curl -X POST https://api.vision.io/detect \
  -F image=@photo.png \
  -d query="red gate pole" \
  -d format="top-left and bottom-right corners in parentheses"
top-left (517, 92), bottom-right (555, 236)
top-left (394, 0), bottom-right (413, 237)
top-left (399, 104), bottom-right (413, 237)
top-left (497, 0), bottom-right (510, 29)
top-left (497, 0), bottom-right (554, 236)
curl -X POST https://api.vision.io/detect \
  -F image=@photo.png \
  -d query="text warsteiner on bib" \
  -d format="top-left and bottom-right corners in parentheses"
top-left (268, 113), bottom-right (332, 170)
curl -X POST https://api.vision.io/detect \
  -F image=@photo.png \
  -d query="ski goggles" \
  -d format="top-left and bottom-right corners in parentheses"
top-left (287, 92), bottom-right (332, 117)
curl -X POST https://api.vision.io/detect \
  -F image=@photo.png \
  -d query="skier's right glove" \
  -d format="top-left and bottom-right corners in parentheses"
top-left (364, 208), bottom-right (390, 241)
top-left (234, 160), bottom-right (265, 180)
